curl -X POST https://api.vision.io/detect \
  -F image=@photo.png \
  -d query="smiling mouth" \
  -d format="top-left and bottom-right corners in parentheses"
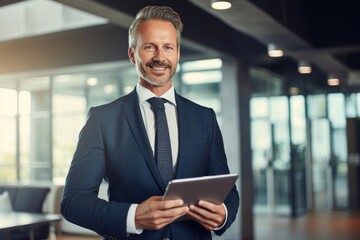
top-left (147, 61), bottom-right (171, 71)
top-left (151, 66), bottom-right (167, 71)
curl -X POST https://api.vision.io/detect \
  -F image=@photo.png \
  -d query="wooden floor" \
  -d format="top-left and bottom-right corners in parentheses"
top-left (54, 210), bottom-right (360, 240)
top-left (56, 234), bottom-right (100, 240)
top-left (255, 210), bottom-right (360, 240)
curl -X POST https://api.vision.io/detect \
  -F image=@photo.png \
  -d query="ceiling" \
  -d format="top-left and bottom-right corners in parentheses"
top-left (56, 0), bottom-right (360, 93)
top-left (1, 0), bottom-right (360, 94)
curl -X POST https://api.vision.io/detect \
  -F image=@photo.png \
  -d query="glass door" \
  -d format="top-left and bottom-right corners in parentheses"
top-left (328, 94), bottom-right (348, 209)
top-left (251, 96), bottom-right (292, 215)
top-left (310, 118), bottom-right (332, 209)
top-left (307, 93), bottom-right (349, 210)
top-left (251, 97), bottom-right (272, 213)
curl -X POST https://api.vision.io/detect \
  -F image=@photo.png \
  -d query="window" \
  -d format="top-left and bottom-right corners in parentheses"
top-left (179, 59), bottom-right (223, 122)
top-left (0, 0), bottom-right (107, 42)
top-left (52, 74), bottom-right (87, 184)
top-left (0, 88), bottom-right (17, 181)
top-left (0, 58), bottom-right (223, 184)
top-left (19, 76), bottom-right (51, 181)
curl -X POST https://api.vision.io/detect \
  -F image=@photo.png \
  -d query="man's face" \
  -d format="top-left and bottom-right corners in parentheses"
top-left (129, 20), bottom-right (180, 90)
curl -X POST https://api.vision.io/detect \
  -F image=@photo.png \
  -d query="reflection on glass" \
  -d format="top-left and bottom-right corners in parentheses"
top-left (53, 99), bottom-right (86, 184)
top-left (250, 97), bottom-right (269, 118)
top-left (311, 119), bottom-right (331, 210)
top-left (328, 93), bottom-right (348, 208)
top-left (345, 94), bottom-right (357, 118)
top-left (357, 93), bottom-right (360, 117)
top-left (19, 91), bottom-right (31, 181)
top-left (307, 94), bottom-right (326, 119)
top-left (290, 95), bottom-right (306, 145)
top-left (311, 120), bottom-right (330, 160)
top-left (328, 93), bottom-right (346, 128)
top-left (270, 97), bottom-right (290, 171)
top-left (180, 59), bottom-right (222, 117)
top-left (19, 76), bottom-right (51, 181)
top-left (251, 96), bottom-right (292, 214)
top-left (181, 58), bottom-right (222, 71)
top-left (0, 88), bottom-right (17, 182)
top-left (251, 120), bottom-right (271, 158)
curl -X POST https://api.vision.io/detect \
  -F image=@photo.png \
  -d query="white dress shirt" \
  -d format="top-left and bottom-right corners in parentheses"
top-left (137, 83), bottom-right (179, 167)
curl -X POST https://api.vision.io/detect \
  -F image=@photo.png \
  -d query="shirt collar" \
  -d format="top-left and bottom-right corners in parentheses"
top-left (136, 82), bottom-right (177, 106)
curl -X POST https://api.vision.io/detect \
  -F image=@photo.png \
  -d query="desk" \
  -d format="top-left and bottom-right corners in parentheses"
top-left (0, 212), bottom-right (61, 240)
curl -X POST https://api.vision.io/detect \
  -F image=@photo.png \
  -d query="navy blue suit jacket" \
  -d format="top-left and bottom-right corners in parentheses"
top-left (61, 89), bottom-right (239, 240)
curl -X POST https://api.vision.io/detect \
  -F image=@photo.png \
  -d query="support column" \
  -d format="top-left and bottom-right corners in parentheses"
top-left (220, 58), bottom-right (253, 239)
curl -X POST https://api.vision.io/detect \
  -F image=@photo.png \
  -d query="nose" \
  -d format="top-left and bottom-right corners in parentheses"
top-left (152, 48), bottom-right (165, 62)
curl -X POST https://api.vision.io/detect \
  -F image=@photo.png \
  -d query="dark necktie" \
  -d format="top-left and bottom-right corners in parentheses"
top-left (147, 97), bottom-right (173, 185)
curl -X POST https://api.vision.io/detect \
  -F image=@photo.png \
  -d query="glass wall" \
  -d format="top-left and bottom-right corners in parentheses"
top-left (307, 93), bottom-right (349, 210)
top-left (0, 58), bottom-right (223, 184)
top-left (0, 88), bottom-right (17, 181)
top-left (251, 88), bottom-right (356, 214)
top-left (328, 93), bottom-right (348, 208)
top-left (52, 74), bottom-right (87, 183)
top-left (180, 59), bottom-right (223, 123)
top-left (20, 76), bottom-right (52, 181)
top-left (251, 96), bottom-right (291, 215)
top-left (307, 94), bottom-right (331, 210)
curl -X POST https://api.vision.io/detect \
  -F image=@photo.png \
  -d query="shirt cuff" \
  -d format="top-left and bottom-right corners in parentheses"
top-left (126, 204), bottom-right (143, 234)
top-left (214, 203), bottom-right (228, 230)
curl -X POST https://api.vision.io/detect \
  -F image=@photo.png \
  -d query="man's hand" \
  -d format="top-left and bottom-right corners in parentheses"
top-left (187, 200), bottom-right (226, 231)
top-left (135, 196), bottom-right (189, 230)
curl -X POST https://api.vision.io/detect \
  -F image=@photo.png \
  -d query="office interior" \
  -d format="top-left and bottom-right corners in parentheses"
top-left (0, 0), bottom-right (360, 239)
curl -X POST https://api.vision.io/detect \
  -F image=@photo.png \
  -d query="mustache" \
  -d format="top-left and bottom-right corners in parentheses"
top-left (146, 61), bottom-right (171, 68)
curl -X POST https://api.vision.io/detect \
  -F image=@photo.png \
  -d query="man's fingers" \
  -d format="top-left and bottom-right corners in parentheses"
top-left (135, 196), bottom-right (189, 230)
top-left (160, 199), bottom-right (185, 209)
top-left (187, 201), bottom-right (226, 230)
top-left (186, 210), bottom-right (218, 230)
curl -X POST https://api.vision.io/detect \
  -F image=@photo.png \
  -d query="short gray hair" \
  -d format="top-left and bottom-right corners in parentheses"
top-left (128, 5), bottom-right (183, 48)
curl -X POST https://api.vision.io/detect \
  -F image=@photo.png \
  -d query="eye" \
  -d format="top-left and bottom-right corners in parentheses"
top-left (164, 45), bottom-right (174, 52)
top-left (144, 45), bottom-right (155, 51)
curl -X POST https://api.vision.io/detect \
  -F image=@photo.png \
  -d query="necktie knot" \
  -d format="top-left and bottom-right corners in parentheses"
top-left (147, 97), bottom-right (167, 112)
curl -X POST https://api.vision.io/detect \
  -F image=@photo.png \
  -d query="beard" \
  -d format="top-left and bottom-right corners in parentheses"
top-left (136, 60), bottom-right (176, 87)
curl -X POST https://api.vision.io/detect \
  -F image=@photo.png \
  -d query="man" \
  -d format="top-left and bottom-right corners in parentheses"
top-left (61, 5), bottom-right (239, 240)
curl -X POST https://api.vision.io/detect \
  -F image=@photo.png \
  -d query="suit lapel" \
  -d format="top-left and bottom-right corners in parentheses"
top-left (174, 93), bottom-right (190, 179)
top-left (122, 90), bottom-right (166, 191)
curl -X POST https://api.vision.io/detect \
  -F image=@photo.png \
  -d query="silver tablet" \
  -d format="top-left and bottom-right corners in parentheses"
top-left (162, 173), bottom-right (238, 205)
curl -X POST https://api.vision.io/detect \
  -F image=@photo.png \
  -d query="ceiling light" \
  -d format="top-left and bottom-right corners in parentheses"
top-left (298, 61), bottom-right (312, 74)
top-left (267, 43), bottom-right (284, 57)
top-left (211, 0), bottom-right (232, 10)
top-left (87, 77), bottom-right (98, 86)
top-left (289, 87), bottom-right (300, 95)
top-left (327, 75), bottom-right (340, 86)
top-left (123, 86), bottom-right (134, 94)
top-left (104, 84), bottom-right (116, 94)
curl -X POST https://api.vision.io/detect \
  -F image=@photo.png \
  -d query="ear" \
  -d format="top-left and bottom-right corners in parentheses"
top-left (128, 48), bottom-right (136, 64)
top-left (177, 47), bottom-right (181, 62)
